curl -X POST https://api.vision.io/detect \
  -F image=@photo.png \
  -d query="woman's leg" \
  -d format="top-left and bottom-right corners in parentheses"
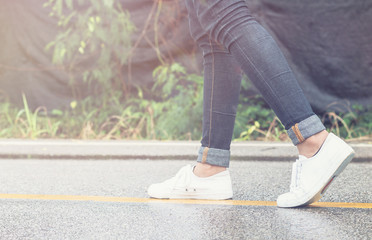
top-left (192, 0), bottom-right (326, 147)
top-left (186, 0), bottom-right (242, 172)
top-left (147, 0), bottom-right (242, 200)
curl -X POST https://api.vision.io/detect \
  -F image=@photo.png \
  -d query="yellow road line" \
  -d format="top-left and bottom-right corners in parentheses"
top-left (0, 193), bottom-right (371, 209)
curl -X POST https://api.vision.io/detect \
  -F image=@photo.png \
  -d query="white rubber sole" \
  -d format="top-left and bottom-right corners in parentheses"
top-left (169, 191), bottom-right (233, 200)
top-left (149, 193), bottom-right (233, 200)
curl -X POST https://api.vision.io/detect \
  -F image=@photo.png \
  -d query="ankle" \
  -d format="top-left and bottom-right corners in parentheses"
top-left (193, 162), bottom-right (226, 178)
top-left (297, 130), bottom-right (329, 158)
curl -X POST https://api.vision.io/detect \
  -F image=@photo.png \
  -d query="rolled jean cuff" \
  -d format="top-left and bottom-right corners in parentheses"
top-left (287, 115), bottom-right (326, 145)
top-left (197, 147), bottom-right (230, 168)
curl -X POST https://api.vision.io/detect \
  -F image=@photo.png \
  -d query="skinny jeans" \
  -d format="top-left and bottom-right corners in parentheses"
top-left (185, 0), bottom-right (326, 167)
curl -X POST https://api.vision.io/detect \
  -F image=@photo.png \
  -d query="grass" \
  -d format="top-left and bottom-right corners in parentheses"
top-left (0, 92), bottom-right (371, 142)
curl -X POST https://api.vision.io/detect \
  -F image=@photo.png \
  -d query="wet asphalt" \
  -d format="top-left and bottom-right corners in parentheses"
top-left (0, 159), bottom-right (370, 240)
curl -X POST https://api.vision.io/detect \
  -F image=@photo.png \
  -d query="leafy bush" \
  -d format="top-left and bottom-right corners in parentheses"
top-left (44, 0), bottom-right (136, 103)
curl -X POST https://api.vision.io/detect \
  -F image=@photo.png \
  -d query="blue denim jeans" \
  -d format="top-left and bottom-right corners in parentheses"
top-left (185, 0), bottom-right (326, 167)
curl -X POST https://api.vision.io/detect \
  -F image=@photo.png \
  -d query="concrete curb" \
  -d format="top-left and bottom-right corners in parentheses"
top-left (0, 139), bottom-right (371, 162)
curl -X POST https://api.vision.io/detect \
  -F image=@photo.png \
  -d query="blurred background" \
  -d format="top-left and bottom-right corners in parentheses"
top-left (0, 0), bottom-right (371, 141)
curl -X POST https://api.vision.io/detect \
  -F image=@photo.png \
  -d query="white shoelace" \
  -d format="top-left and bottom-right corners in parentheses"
top-left (290, 161), bottom-right (303, 192)
top-left (168, 165), bottom-right (193, 191)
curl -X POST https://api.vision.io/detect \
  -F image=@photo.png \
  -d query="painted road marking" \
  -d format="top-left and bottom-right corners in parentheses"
top-left (0, 194), bottom-right (371, 209)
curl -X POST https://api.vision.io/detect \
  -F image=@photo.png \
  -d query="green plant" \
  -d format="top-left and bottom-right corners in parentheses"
top-left (322, 104), bottom-right (372, 141)
top-left (13, 94), bottom-right (61, 139)
top-left (0, 102), bottom-right (17, 138)
top-left (44, 0), bottom-right (136, 103)
top-left (233, 76), bottom-right (288, 142)
top-left (149, 63), bottom-right (204, 140)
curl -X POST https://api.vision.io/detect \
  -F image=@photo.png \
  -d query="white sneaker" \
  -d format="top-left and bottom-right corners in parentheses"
top-left (147, 165), bottom-right (233, 200)
top-left (277, 133), bottom-right (355, 208)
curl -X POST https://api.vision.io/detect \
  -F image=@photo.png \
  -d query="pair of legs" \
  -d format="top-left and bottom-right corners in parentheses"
top-left (185, 0), bottom-right (327, 177)
top-left (148, 0), bottom-right (355, 207)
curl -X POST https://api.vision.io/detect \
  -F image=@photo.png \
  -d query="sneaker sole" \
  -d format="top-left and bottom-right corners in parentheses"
top-left (148, 187), bottom-right (233, 200)
top-left (168, 191), bottom-right (233, 200)
top-left (295, 150), bottom-right (355, 208)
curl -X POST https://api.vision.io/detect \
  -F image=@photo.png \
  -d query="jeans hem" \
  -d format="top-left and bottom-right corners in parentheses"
top-left (287, 115), bottom-right (326, 145)
top-left (197, 147), bottom-right (230, 167)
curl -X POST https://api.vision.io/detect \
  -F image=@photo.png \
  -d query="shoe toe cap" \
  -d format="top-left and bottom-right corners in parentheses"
top-left (147, 183), bottom-right (170, 199)
top-left (277, 192), bottom-right (300, 208)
